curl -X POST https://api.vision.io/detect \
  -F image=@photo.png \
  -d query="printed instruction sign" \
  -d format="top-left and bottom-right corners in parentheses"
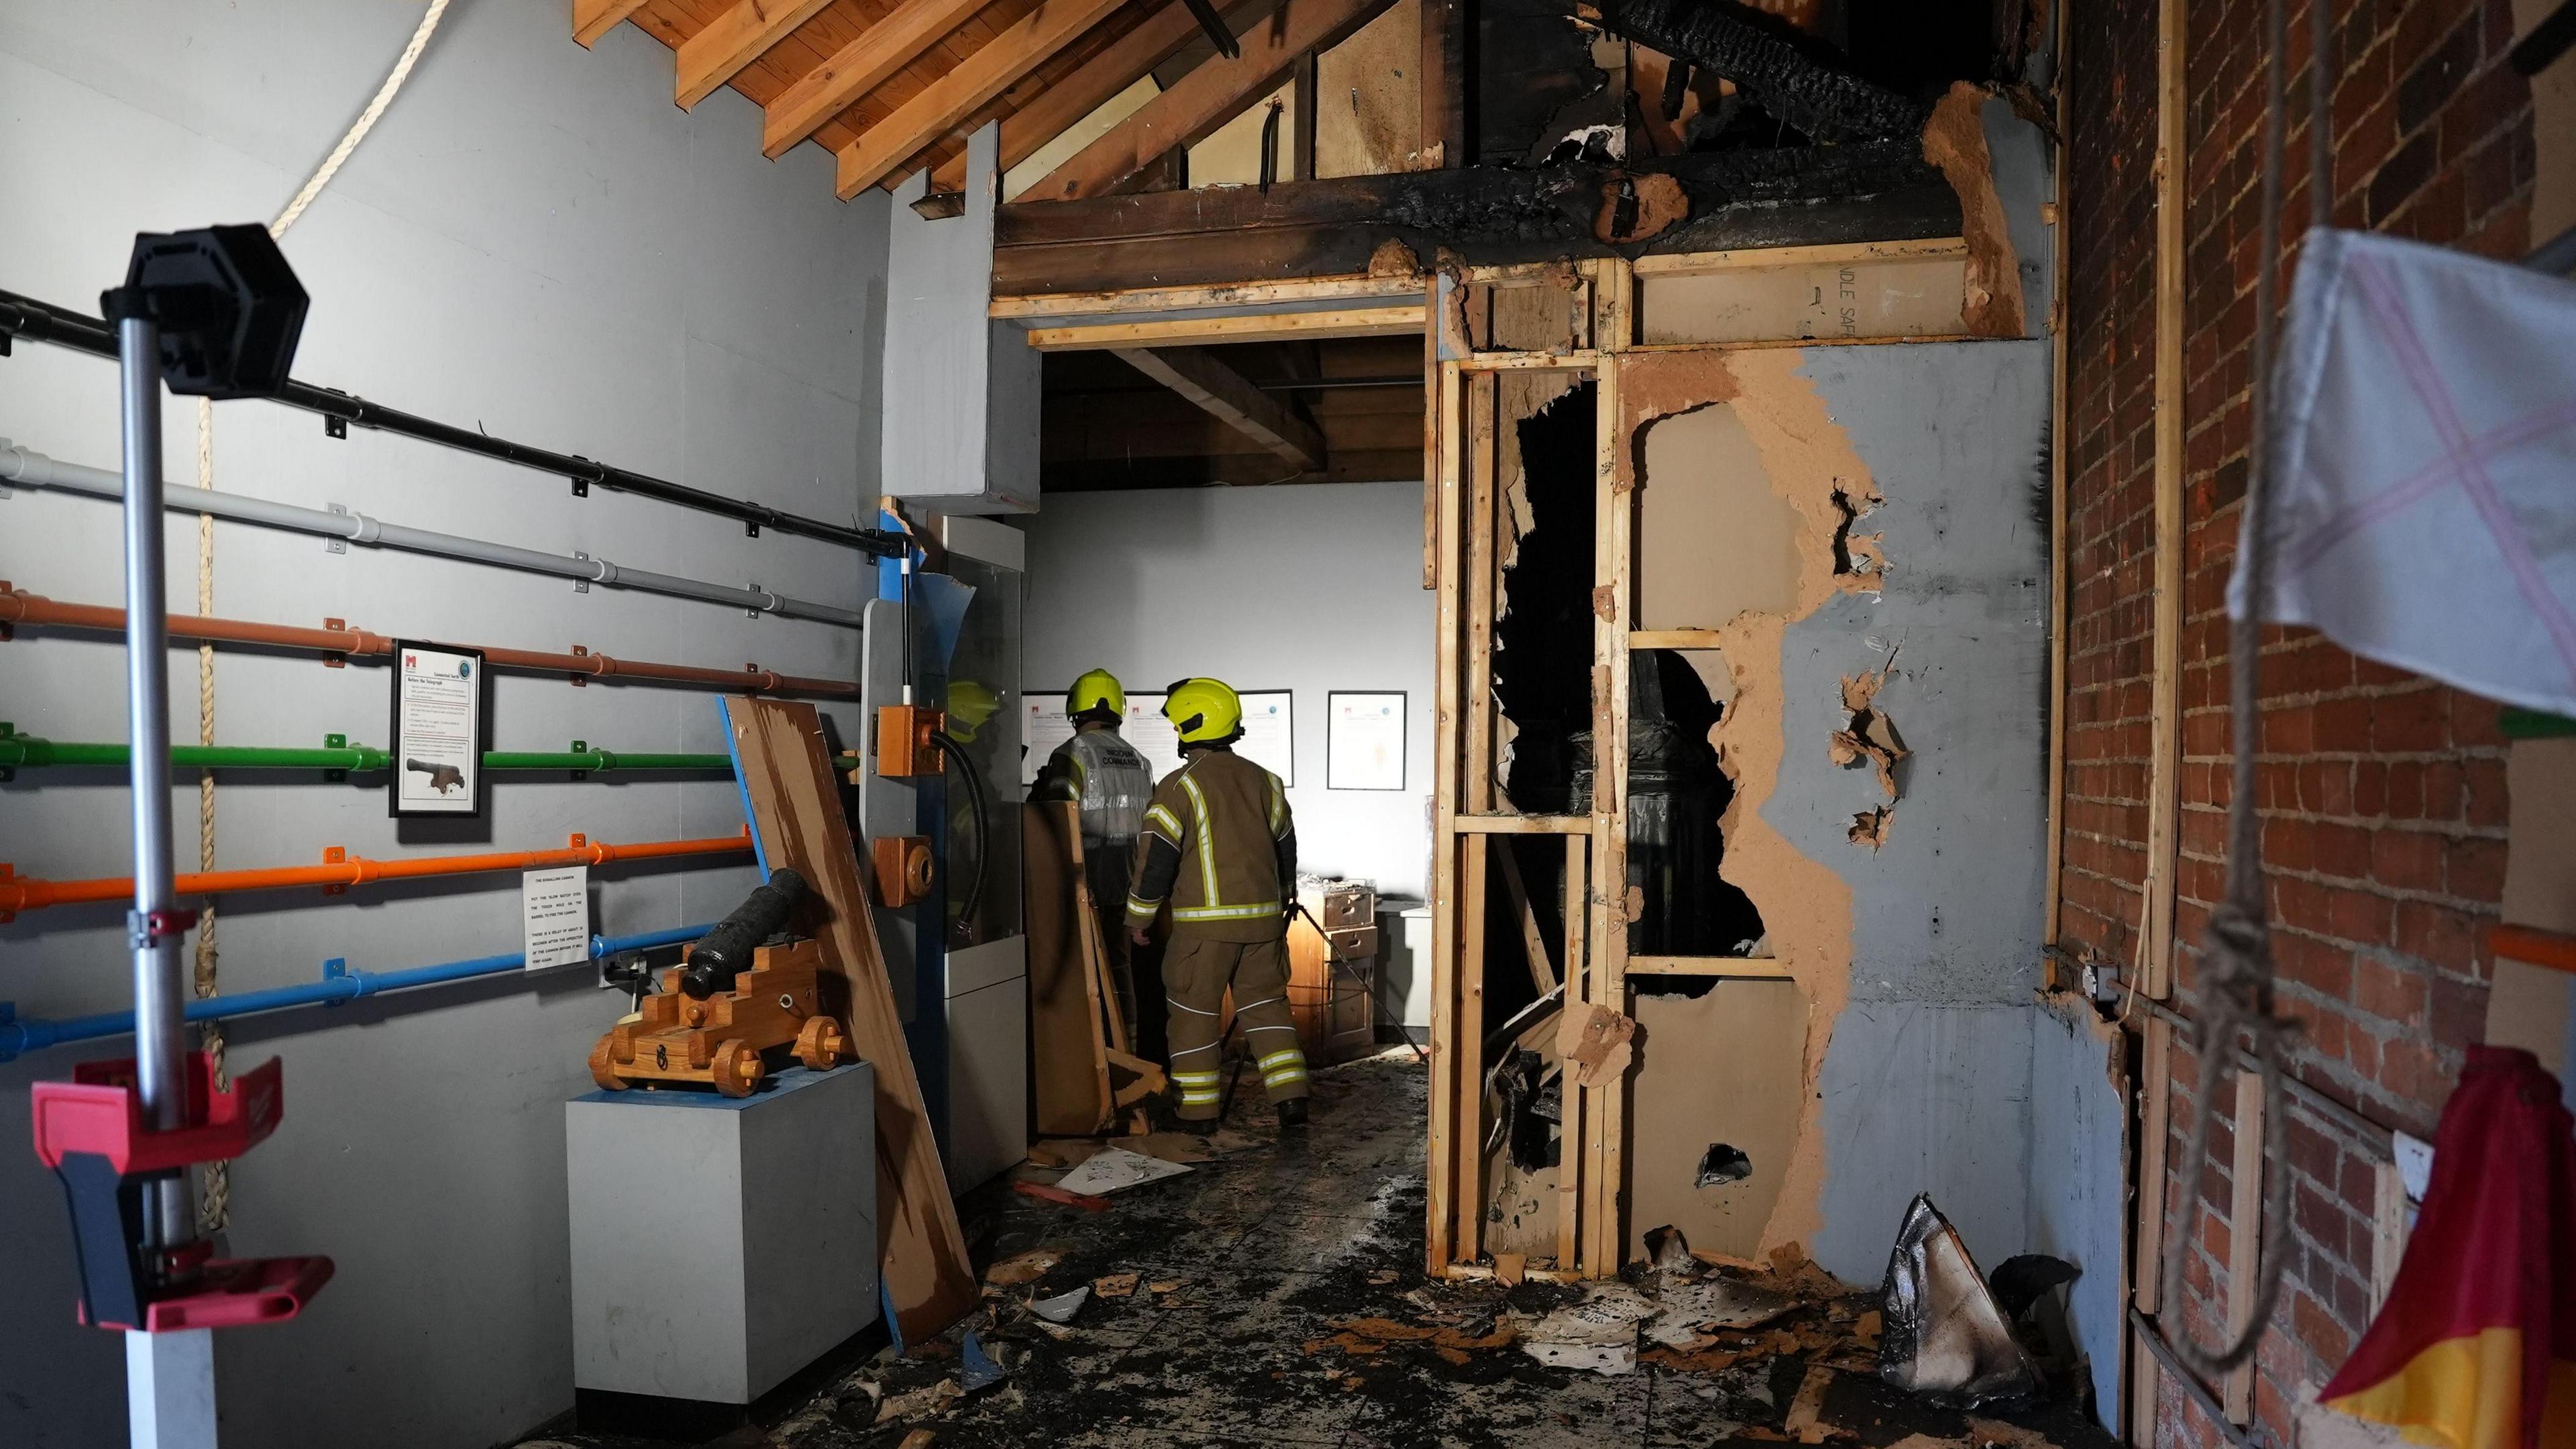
top-left (522, 866), bottom-right (591, 971)
top-left (1327, 692), bottom-right (1407, 790)
top-left (389, 641), bottom-right (484, 817)
top-left (1023, 695), bottom-right (1079, 786)
top-left (1233, 691), bottom-right (1294, 786)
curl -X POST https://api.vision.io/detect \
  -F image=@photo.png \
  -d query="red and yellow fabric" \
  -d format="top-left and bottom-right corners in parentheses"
top-left (2320, 1045), bottom-right (2576, 1449)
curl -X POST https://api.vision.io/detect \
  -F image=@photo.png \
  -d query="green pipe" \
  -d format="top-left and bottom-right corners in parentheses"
top-left (0, 729), bottom-right (863, 777)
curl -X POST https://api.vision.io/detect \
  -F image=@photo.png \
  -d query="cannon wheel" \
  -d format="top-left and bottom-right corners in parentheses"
top-left (796, 1015), bottom-right (847, 1071)
top-left (588, 1036), bottom-right (629, 1091)
top-left (712, 1037), bottom-right (764, 1098)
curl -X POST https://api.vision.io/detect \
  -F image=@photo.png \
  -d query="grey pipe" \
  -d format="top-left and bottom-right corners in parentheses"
top-left (0, 440), bottom-right (863, 629)
top-left (113, 318), bottom-right (197, 1262)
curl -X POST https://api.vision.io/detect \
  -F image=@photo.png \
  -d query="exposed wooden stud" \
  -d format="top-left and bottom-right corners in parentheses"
top-left (1453, 814), bottom-right (1589, 834)
top-left (762, 0), bottom-right (997, 157)
top-left (1465, 371), bottom-right (1499, 815)
top-left (2222, 1073), bottom-right (2267, 1422)
top-left (1456, 831), bottom-right (1489, 1264)
top-left (1291, 51), bottom-right (1319, 180)
top-left (1585, 276), bottom-right (1633, 1275)
top-left (1495, 843), bottom-right (1557, 994)
top-left (1629, 628), bottom-right (1726, 649)
top-left (992, 273), bottom-right (1426, 319)
top-left (1558, 833), bottom-right (1589, 1269)
top-left (573, 0), bottom-right (651, 48)
top-left (1416, 0), bottom-right (1464, 166)
top-left (1623, 955), bottom-right (1794, 979)
top-left (2369, 1159), bottom-right (2407, 1314)
top-left (836, 0), bottom-right (1133, 198)
top-left (1022, 0), bottom-right (1397, 202)
top-left (2041, 0), bottom-right (2074, 987)
top-left (1627, 236), bottom-right (1970, 276)
top-left (2129, 1325), bottom-right (2163, 1445)
top-left (1109, 346), bottom-right (1327, 471)
top-left (1022, 305), bottom-right (1427, 350)
top-left (1424, 356), bottom-right (1466, 1272)
top-left (1458, 350), bottom-right (1606, 372)
top-left (2141, 0), bottom-right (2187, 998)
top-left (677, 0), bottom-right (837, 109)
top-left (2132, 1014), bottom-right (2174, 1316)
top-left (1423, 270), bottom-right (1444, 590)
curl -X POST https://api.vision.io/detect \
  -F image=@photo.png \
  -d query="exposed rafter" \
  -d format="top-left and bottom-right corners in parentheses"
top-left (1112, 347), bottom-right (1326, 471)
top-left (835, 0), bottom-right (1135, 197)
top-left (1022, 0), bottom-right (1395, 202)
top-left (926, 0), bottom-right (1267, 192)
top-left (762, 0), bottom-right (998, 157)
top-left (676, 0), bottom-right (837, 109)
top-left (573, 0), bottom-right (651, 48)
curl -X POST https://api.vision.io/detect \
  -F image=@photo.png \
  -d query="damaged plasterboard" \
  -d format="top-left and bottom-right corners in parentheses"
top-left (1828, 653), bottom-right (1909, 801)
top-left (1766, 342), bottom-right (2051, 1283)
top-left (1627, 979), bottom-right (1807, 1263)
top-left (1641, 256), bottom-right (1969, 348)
top-left (1919, 83), bottom-right (2026, 339)
top-left (1638, 401), bottom-right (1801, 631)
top-left (1557, 1004), bottom-right (1639, 1086)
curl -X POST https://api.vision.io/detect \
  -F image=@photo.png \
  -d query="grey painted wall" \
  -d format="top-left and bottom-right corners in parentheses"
top-left (1763, 340), bottom-right (2051, 1265)
top-left (1019, 482), bottom-right (1436, 898)
top-left (0, 5), bottom-right (885, 1445)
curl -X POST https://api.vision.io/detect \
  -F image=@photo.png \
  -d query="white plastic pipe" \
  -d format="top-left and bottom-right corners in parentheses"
top-left (0, 439), bottom-right (863, 629)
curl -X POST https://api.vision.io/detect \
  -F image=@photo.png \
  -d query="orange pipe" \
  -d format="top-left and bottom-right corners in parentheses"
top-left (0, 590), bottom-right (858, 698)
top-left (2492, 922), bottom-right (2576, 977)
top-left (0, 830), bottom-right (752, 917)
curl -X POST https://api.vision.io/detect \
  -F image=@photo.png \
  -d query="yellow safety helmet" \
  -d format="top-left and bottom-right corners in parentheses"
top-left (1163, 677), bottom-right (1243, 745)
top-left (1067, 667), bottom-right (1124, 724)
top-left (945, 679), bottom-right (1000, 743)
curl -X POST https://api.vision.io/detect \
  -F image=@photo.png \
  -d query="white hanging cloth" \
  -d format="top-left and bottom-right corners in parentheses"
top-left (2232, 227), bottom-right (2576, 716)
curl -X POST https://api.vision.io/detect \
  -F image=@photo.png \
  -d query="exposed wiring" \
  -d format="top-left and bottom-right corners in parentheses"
top-left (192, 0), bottom-right (450, 1234)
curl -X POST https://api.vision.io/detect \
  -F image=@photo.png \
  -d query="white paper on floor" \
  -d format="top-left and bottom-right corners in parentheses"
top-left (1055, 1146), bottom-right (1192, 1196)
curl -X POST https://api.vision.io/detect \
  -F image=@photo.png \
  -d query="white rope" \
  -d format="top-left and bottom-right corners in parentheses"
top-left (194, 0), bottom-right (451, 1234)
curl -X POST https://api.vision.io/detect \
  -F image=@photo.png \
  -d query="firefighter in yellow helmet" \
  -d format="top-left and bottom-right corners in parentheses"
top-left (1125, 678), bottom-right (1309, 1129)
top-left (1032, 669), bottom-right (1158, 1050)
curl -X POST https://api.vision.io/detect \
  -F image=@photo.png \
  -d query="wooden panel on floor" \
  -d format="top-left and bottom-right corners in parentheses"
top-left (726, 696), bottom-right (976, 1344)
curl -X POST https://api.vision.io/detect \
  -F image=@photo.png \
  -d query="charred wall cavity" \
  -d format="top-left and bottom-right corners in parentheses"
top-left (1491, 383), bottom-right (1765, 1000)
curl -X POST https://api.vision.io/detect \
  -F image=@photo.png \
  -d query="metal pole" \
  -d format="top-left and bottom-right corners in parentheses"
top-left (116, 315), bottom-right (196, 1263)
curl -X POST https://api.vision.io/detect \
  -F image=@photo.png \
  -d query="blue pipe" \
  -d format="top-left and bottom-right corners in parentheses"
top-left (0, 923), bottom-right (710, 1063)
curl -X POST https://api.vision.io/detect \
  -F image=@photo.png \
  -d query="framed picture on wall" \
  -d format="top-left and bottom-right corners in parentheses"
top-left (1327, 692), bottom-right (1406, 791)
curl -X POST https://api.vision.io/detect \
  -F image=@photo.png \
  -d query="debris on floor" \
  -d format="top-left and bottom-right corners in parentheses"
top-left (1053, 1146), bottom-right (1191, 1197)
top-left (1878, 1193), bottom-right (2045, 1403)
top-left (517, 1051), bottom-right (2115, 1449)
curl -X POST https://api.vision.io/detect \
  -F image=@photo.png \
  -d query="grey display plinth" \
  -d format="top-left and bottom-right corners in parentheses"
top-left (567, 1062), bottom-right (879, 1404)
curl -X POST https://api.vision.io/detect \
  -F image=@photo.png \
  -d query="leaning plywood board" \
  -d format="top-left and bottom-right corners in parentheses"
top-left (1026, 802), bottom-right (1116, 1134)
top-left (727, 697), bottom-right (976, 1344)
top-left (1624, 980), bottom-right (1807, 1263)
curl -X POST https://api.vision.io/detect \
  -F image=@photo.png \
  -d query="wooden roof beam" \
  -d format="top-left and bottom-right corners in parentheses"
top-left (573, 0), bottom-right (651, 48)
top-left (677, 0), bottom-right (839, 108)
top-left (836, 0), bottom-right (1134, 197)
top-left (1019, 0), bottom-right (1395, 203)
top-left (1110, 346), bottom-right (1326, 472)
top-left (927, 0), bottom-right (1277, 192)
top-left (762, 0), bottom-right (998, 158)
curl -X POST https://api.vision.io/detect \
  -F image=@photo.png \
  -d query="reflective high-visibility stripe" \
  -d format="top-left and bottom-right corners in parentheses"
top-left (1171, 900), bottom-right (1279, 921)
top-left (1235, 995), bottom-right (1285, 1013)
top-left (1257, 1049), bottom-right (1303, 1071)
top-left (1170, 1070), bottom-right (1222, 1085)
top-left (1170, 1042), bottom-right (1222, 1059)
top-left (1178, 772), bottom-right (1222, 908)
top-left (1126, 892), bottom-right (1163, 920)
top-left (1165, 997), bottom-right (1218, 1016)
top-left (1245, 1022), bottom-right (1299, 1036)
top-left (1179, 1091), bottom-right (1221, 1104)
top-left (1144, 803), bottom-right (1184, 841)
top-left (1267, 773), bottom-right (1287, 837)
top-left (1263, 1069), bottom-right (1307, 1088)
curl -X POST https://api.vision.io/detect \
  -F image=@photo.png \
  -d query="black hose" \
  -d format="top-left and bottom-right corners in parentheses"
top-left (931, 730), bottom-right (989, 946)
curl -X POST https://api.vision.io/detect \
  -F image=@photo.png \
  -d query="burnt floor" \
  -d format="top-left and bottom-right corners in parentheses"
top-left (525, 1051), bottom-right (2118, 1449)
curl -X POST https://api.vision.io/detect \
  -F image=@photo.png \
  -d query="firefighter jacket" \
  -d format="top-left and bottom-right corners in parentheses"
top-left (1125, 746), bottom-right (1297, 943)
top-left (1033, 726), bottom-right (1152, 854)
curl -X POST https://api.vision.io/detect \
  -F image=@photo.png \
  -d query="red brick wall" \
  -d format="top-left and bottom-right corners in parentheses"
top-left (2057, 0), bottom-right (2536, 1440)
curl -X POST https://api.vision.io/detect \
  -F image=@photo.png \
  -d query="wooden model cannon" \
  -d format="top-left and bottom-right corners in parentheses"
top-left (587, 868), bottom-right (850, 1097)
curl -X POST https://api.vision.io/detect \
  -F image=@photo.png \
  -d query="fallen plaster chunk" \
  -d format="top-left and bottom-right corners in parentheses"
top-left (1784, 1364), bottom-right (1835, 1443)
top-left (1557, 1004), bottom-right (1639, 1087)
top-left (875, 1380), bottom-right (963, 1425)
top-left (1515, 1281), bottom-right (1661, 1375)
top-left (985, 1250), bottom-right (1059, 1287)
top-left (1849, 806), bottom-right (1895, 850)
top-left (1644, 1276), bottom-right (1801, 1348)
top-left (1055, 1146), bottom-right (1191, 1196)
top-left (1031, 1286), bottom-right (1090, 1324)
top-left (1091, 1271), bottom-right (1140, 1298)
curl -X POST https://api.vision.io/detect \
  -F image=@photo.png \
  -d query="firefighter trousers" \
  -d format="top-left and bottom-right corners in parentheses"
top-left (1163, 933), bottom-right (1308, 1121)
